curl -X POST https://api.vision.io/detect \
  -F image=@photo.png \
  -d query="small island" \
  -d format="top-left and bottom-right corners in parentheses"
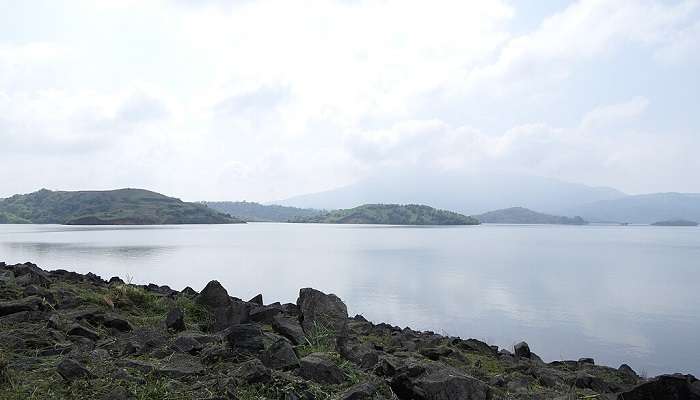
top-left (474, 207), bottom-right (587, 225)
top-left (0, 189), bottom-right (243, 225)
top-left (291, 204), bottom-right (480, 225)
top-left (651, 219), bottom-right (699, 226)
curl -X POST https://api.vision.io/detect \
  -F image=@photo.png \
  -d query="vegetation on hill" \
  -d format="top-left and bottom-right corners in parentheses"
top-left (202, 201), bottom-right (323, 222)
top-left (651, 219), bottom-right (699, 226)
top-left (475, 207), bottom-right (587, 225)
top-left (0, 189), bottom-right (242, 225)
top-left (568, 192), bottom-right (700, 224)
top-left (292, 204), bottom-right (480, 225)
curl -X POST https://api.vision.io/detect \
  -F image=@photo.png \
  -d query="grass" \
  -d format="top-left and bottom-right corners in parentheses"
top-left (57, 281), bottom-right (213, 330)
top-left (296, 321), bottom-right (337, 358)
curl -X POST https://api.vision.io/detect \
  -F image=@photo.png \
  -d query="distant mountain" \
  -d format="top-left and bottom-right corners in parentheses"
top-left (0, 189), bottom-right (243, 225)
top-left (475, 207), bottom-right (586, 225)
top-left (202, 201), bottom-right (323, 222)
top-left (275, 170), bottom-right (625, 215)
top-left (651, 219), bottom-right (699, 227)
top-left (567, 193), bottom-right (700, 224)
top-left (292, 204), bottom-right (480, 225)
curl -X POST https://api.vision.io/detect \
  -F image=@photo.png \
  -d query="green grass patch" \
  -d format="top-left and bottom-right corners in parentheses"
top-left (295, 321), bottom-right (337, 358)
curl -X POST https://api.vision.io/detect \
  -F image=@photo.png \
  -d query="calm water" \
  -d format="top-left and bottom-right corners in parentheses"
top-left (1, 223), bottom-right (698, 376)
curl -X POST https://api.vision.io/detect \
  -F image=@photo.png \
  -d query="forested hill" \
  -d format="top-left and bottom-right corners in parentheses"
top-left (475, 207), bottom-right (587, 225)
top-left (0, 189), bottom-right (243, 225)
top-left (292, 204), bottom-right (480, 225)
top-left (202, 201), bottom-right (323, 222)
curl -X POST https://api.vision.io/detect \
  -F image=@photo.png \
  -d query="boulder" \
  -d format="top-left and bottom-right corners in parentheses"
top-left (457, 338), bottom-right (498, 356)
top-left (575, 372), bottom-right (612, 393)
top-left (298, 353), bottom-right (345, 384)
top-left (165, 308), bottom-right (186, 332)
top-left (248, 294), bottom-right (263, 305)
top-left (263, 338), bottom-right (299, 370)
top-left (249, 304), bottom-right (282, 324)
top-left (67, 323), bottom-right (100, 341)
top-left (272, 314), bottom-right (306, 345)
top-left (513, 341), bottom-right (531, 359)
top-left (578, 357), bottom-right (595, 366)
top-left (0, 270), bottom-right (14, 285)
top-left (339, 382), bottom-right (378, 400)
top-left (0, 296), bottom-right (45, 316)
top-left (197, 280), bottom-right (248, 330)
top-left (297, 288), bottom-right (348, 334)
top-left (392, 368), bottom-right (491, 400)
top-left (108, 276), bottom-right (125, 285)
top-left (225, 323), bottom-right (265, 353)
top-left (57, 358), bottom-right (92, 381)
top-left (156, 354), bottom-right (205, 378)
top-left (181, 286), bottom-right (198, 297)
top-left (232, 358), bottom-right (271, 384)
top-left (172, 334), bottom-right (203, 354)
top-left (616, 374), bottom-right (700, 400)
top-left (103, 314), bottom-right (133, 332)
top-left (619, 364), bottom-right (638, 378)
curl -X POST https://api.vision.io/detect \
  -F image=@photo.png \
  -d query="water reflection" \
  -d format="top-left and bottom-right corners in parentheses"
top-left (0, 223), bottom-right (698, 376)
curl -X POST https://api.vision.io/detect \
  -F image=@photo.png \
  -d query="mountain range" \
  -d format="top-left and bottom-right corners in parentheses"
top-left (273, 171), bottom-right (700, 224)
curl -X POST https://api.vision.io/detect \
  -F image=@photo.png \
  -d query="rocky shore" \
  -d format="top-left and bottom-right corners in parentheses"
top-left (0, 262), bottom-right (697, 399)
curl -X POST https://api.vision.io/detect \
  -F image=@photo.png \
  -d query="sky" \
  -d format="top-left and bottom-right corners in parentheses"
top-left (1, 0), bottom-right (699, 201)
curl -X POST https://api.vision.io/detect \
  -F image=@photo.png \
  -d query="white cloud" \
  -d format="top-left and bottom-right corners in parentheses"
top-left (0, 0), bottom-right (699, 199)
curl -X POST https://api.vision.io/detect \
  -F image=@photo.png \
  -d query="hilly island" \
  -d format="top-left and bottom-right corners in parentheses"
top-left (292, 204), bottom-right (480, 225)
top-left (0, 189), bottom-right (242, 225)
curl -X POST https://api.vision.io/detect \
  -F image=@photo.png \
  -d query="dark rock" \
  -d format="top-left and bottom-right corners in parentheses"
top-left (272, 314), bottom-right (306, 345)
top-left (68, 323), bottom-right (100, 341)
top-left (233, 358), bottom-right (271, 384)
top-left (280, 302), bottom-right (299, 316)
top-left (299, 353), bottom-right (345, 384)
top-left (578, 357), bottom-right (595, 366)
top-left (417, 372), bottom-right (491, 400)
top-left (297, 287), bottom-right (348, 334)
top-left (457, 338), bottom-right (498, 356)
top-left (165, 308), bottom-right (186, 332)
top-left (200, 342), bottom-right (236, 364)
top-left (575, 372), bottom-right (612, 393)
top-left (248, 294), bottom-right (263, 305)
top-left (104, 386), bottom-right (136, 400)
top-left (198, 280), bottom-right (248, 331)
top-left (225, 323), bottom-right (265, 353)
top-left (0, 296), bottom-right (45, 316)
top-left (108, 276), bottom-right (125, 285)
top-left (419, 346), bottom-right (453, 360)
top-left (513, 341), bottom-right (531, 359)
top-left (156, 353), bottom-right (205, 378)
top-left (616, 374), bottom-right (700, 400)
top-left (23, 285), bottom-right (55, 303)
top-left (198, 280), bottom-right (232, 308)
top-left (181, 286), bottom-right (198, 297)
top-left (10, 263), bottom-right (51, 286)
top-left (339, 382), bottom-right (377, 400)
top-left (112, 368), bottom-right (146, 384)
top-left (249, 304), bottom-right (281, 324)
top-left (619, 363), bottom-right (638, 377)
top-left (263, 338), bottom-right (299, 370)
top-left (172, 334), bottom-right (203, 354)
top-left (103, 314), bottom-right (133, 332)
top-left (0, 270), bottom-right (14, 284)
top-left (85, 272), bottom-right (104, 284)
top-left (57, 358), bottom-right (92, 381)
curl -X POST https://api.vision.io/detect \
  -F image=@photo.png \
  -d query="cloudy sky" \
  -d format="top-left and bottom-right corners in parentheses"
top-left (1, 0), bottom-right (699, 201)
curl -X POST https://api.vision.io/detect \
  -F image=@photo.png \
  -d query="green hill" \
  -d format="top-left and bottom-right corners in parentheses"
top-left (202, 201), bottom-right (323, 222)
top-left (292, 204), bottom-right (480, 225)
top-left (475, 207), bottom-right (587, 225)
top-left (0, 189), bottom-right (243, 225)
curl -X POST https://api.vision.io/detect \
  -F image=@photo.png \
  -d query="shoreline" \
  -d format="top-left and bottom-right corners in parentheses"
top-left (0, 261), bottom-right (697, 399)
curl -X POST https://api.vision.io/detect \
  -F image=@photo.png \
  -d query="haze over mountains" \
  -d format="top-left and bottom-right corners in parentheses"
top-left (274, 171), bottom-right (700, 224)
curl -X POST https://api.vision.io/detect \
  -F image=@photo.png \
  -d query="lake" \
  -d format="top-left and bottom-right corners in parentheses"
top-left (1, 223), bottom-right (698, 376)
